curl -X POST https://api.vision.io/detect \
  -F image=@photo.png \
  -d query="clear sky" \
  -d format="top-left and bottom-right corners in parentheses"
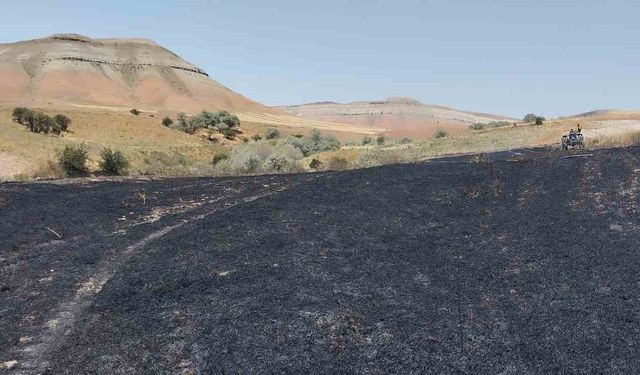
top-left (1, 0), bottom-right (638, 118)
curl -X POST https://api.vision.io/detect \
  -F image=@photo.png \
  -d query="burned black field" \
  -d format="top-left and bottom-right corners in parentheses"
top-left (1, 147), bottom-right (640, 374)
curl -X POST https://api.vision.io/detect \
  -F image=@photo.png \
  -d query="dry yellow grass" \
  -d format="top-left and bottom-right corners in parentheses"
top-left (238, 112), bottom-right (381, 138)
top-left (3, 106), bottom-right (640, 180)
top-left (0, 108), bottom-right (223, 179)
top-left (315, 117), bottom-right (640, 170)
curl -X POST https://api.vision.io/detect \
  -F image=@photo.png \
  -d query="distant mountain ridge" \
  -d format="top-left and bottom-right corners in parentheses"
top-left (278, 97), bottom-right (515, 137)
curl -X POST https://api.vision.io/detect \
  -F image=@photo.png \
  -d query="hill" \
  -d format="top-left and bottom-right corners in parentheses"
top-left (278, 97), bottom-right (516, 138)
top-left (1, 147), bottom-right (640, 373)
top-left (0, 34), bottom-right (274, 114)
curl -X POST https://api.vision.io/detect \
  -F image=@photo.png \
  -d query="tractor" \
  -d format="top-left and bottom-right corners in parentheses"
top-left (561, 131), bottom-right (584, 151)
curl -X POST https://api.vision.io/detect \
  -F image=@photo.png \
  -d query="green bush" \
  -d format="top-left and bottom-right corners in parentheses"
top-left (130, 109), bottom-right (140, 115)
top-left (213, 141), bottom-right (304, 175)
top-left (434, 129), bottom-right (448, 139)
top-left (161, 117), bottom-right (174, 127)
top-left (12, 107), bottom-right (31, 124)
top-left (469, 123), bottom-right (485, 130)
top-left (28, 111), bottom-right (56, 134)
top-left (523, 114), bottom-right (537, 123)
top-left (252, 134), bottom-right (262, 141)
top-left (362, 136), bottom-right (372, 145)
top-left (376, 135), bottom-right (385, 146)
top-left (265, 128), bottom-right (281, 140)
top-left (212, 152), bottom-right (229, 165)
top-left (221, 128), bottom-right (237, 139)
top-left (535, 116), bottom-right (545, 125)
top-left (99, 148), bottom-right (129, 175)
top-left (283, 129), bottom-right (340, 156)
top-left (53, 114), bottom-right (71, 132)
top-left (58, 144), bottom-right (88, 175)
top-left (293, 133), bottom-right (304, 138)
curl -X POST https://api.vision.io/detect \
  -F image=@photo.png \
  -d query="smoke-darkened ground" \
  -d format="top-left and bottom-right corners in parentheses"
top-left (1, 147), bottom-right (639, 374)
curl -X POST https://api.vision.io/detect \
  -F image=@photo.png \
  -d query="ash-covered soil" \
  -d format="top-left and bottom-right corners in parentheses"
top-left (1, 147), bottom-right (640, 374)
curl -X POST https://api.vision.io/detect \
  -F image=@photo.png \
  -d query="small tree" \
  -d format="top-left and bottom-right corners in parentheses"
top-left (12, 107), bottom-right (30, 124)
top-left (221, 128), bottom-right (236, 140)
top-left (212, 153), bottom-right (229, 165)
top-left (535, 116), bottom-right (545, 126)
top-left (434, 129), bottom-right (448, 139)
top-left (265, 128), bottom-right (281, 140)
top-left (376, 135), bottom-right (385, 146)
top-left (161, 117), bottom-right (174, 127)
top-left (58, 144), bottom-right (88, 175)
top-left (27, 112), bottom-right (54, 134)
top-left (53, 114), bottom-right (71, 132)
top-left (130, 109), bottom-right (141, 116)
top-left (99, 148), bottom-right (129, 175)
top-left (523, 114), bottom-right (537, 123)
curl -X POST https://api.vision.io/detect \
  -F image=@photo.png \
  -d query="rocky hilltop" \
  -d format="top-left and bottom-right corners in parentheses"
top-left (280, 97), bottom-right (515, 137)
top-left (0, 34), bottom-right (275, 113)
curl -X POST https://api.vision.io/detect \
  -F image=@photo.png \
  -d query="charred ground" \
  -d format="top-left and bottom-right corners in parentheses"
top-left (1, 147), bottom-right (639, 374)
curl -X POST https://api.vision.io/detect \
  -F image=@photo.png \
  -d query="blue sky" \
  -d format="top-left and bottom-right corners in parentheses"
top-left (1, 0), bottom-right (638, 118)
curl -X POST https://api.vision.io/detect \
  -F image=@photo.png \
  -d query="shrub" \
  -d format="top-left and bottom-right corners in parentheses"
top-left (280, 130), bottom-right (341, 156)
top-left (434, 129), bottom-right (448, 138)
top-left (523, 114), bottom-right (537, 123)
top-left (28, 112), bottom-right (55, 134)
top-left (265, 128), bottom-right (281, 140)
top-left (535, 116), bottom-right (545, 125)
top-left (399, 137), bottom-right (413, 144)
top-left (58, 144), bottom-right (88, 175)
top-left (50, 120), bottom-right (63, 135)
top-left (130, 109), bottom-right (140, 115)
top-left (220, 112), bottom-right (240, 128)
top-left (309, 158), bottom-right (323, 170)
top-left (212, 152), bottom-right (229, 165)
top-left (221, 128), bottom-right (237, 140)
top-left (293, 133), bottom-right (304, 138)
top-left (53, 114), bottom-right (71, 132)
top-left (12, 107), bottom-right (31, 124)
top-left (99, 148), bottom-right (129, 175)
top-left (252, 134), bottom-right (262, 141)
top-left (185, 116), bottom-right (206, 134)
top-left (161, 117), bottom-right (174, 127)
top-left (241, 137), bottom-right (249, 143)
top-left (213, 141), bottom-right (304, 175)
top-left (175, 113), bottom-right (189, 131)
top-left (362, 136), bottom-right (372, 145)
top-left (376, 135), bottom-right (385, 146)
top-left (469, 123), bottom-right (485, 130)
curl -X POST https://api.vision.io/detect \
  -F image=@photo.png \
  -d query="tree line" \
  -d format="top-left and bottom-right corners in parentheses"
top-left (12, 107), bottom-right (71, 135)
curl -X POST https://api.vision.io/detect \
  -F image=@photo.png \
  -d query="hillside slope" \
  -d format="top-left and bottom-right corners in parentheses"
top-left (1, 147), bottom-right (640, 373)
top-left (0, 34), bottom-right (274, 114)
top-left (279, 97), bottom-right (515, 138)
